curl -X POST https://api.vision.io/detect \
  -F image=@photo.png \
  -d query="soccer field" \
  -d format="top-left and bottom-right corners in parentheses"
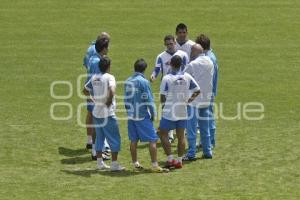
top-left (0, 0), bottom-right (299, 199)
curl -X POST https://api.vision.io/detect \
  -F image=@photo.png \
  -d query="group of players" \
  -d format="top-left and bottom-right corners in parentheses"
top-left (82, 23), bottom-right (218, 172)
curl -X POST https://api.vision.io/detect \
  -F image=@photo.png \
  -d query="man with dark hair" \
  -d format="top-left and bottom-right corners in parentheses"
top-left (150, 35), bottom-right (189, 82)
top-left (195, 34), bottom-right (210, 50)
top-left (83, 56), bottom-right (125, 171)
top-left (85, 37), bottom-right (111, 160)
top-left (195, 34), bottom-right (219, 148)
top-left (134, 58), bottom-right (147, 72)
top-left (175, 23), bottom-right (195, 59)
top-left (83, 32), bottom-right (110, 69)
top-left (150, 35), bottom-right (189, 143)
top-left (159, 55), bottom-right (200, 169)
top-left (124, 59), bottom-right (167, 173)
top-left (82, 32), bottom-right (110, 151)
top-left (98, 55), bottom-right (111, 73)
top-left (88, 38), bottom-right (109, 76)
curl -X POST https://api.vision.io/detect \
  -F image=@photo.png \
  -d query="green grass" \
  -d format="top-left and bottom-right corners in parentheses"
top-left (0, 0), bottom-right (300, 199)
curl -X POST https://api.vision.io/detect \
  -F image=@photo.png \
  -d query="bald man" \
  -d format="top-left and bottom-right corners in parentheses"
top-left (183, 43), bottom-right (214, 160)
top-left (190, 44), bottom-right (203, 61)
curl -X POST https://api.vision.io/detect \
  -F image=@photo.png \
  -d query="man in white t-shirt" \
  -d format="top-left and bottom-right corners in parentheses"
top-left (83, 56), bottom-right (125, 171)
top-left (175, 23), bottom-right (195, 60)
top-left (83, 33), bottom-right (110, 151)
top-left (183, 44), bottom-right (214, 160)
top-left (159, 55), bottom-right (200, 169)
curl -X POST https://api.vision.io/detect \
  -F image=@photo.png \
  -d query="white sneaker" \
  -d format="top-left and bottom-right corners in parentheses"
top-left (111, 163), bottom-right (125, 171)
top-left (97, 163), bottom-right (110, 171)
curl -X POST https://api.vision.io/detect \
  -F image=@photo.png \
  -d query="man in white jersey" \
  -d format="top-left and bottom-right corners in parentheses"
top-left (150, 35), bottom-right (189, 82)
top-left (159, 55), bottom-right (200, 169)
top-left (175, 23), bottom-right (195, 60)
top-left (150, 35), bottom-right (189, 143)
top-left (183, 44), bottom-right (214, 160)
top-left (83, 56), bottom-right (125, 171)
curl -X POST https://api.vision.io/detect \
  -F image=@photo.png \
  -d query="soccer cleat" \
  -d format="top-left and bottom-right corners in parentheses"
top-left (182, 154), bottom-right (197, 161)
top-left (168, 137), bottom-right (175, 143)
top-left (86, 143), bottom-right (92, 149)
top-left (133, 164), bottom-right (144, 172)
top-left (111, 163), bottom-right (126, 171)
top-left (91, 154), bottom-right (97, 161)
top-left (173, 161), bottom-right (183, 169)
top-left (201, 154), bottom-right (213, 159)
top-left (165, 159), bottom-right (182, 169)
top-left (97, 163), bottom-right (110, 170)
top-left (151, 166), bottom-right (169, 173)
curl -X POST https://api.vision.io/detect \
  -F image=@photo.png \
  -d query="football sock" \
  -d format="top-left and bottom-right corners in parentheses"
top-left (133, 161), bottom-right (140, 167)
top-left (97, 158), bottom-right (104, 165)
top-left (177, 157), bottom-right (182, 163)
top-left (92, 144), bottom-right (96, 156)
top-left (167, 155), bottom-right (174, 162)
top-left (111, 161), bottom-right (118, 166)
top-left (87, 135), bottom-right (93, 144)
top-left (152, 162), bottom-right (158, 167)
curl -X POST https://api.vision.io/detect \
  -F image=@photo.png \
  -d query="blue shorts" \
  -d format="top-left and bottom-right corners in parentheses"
top-left (93, 116), bottom-right (121, 152)
top-left (159, 117), bottom-right (187, 131)
top-left (128, 117), bottom-right (158, 142)
top-left (86, 99), bottom-right (94, 112)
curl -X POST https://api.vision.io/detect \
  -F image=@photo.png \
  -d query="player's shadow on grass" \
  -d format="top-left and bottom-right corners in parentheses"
top-left (61, 168), bottom-right (154, 178)
top-left (61, 156), bottom-right (92, 165)
top-left (58, 147), bottom-right (89, 157)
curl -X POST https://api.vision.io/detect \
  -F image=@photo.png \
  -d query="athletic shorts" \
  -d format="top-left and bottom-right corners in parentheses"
top-left (86, 99), bottom-right (94, 112)
top-left (128, 117), bottom-right (158, 142)
top-left (159, 117), bottom-right (187, 131)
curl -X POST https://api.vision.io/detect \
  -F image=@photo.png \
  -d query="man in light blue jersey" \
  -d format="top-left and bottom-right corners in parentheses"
top-left (196, 34), bottom-right (218, 148)
top-left (83, 32), bottom-right (110, 69)
top-left (83, 56), bottom-right (125, 171)
top-left (159, 55), bottom-right (200, 169)
top-left (82, 32), bottom-right (110, 150)
top-left (84, 37), bottom-right (111, 160)
top-left (183, 44), bottom-right (214, 160)
top-left (124, 59), bottom-right (167, 173)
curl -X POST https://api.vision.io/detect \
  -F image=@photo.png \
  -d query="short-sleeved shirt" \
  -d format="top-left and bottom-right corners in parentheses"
top-left (175, 39), bottom-right (195, 59)
top-left (206, 49), bottom-right (218, 97)
top-left (184, 54), bottom-right (214, 108)
top-left (152, 50), bottom-right (189, 79)
top-left (87, 53), bottom-right (101, 76)
top-left (83, 41), bottom-right (96, 68)
top-left (160, 71), bottom-right (200, 121)
top-left (124, 72), bottom-right (156, 120)
top-left (85, 73), bottom-right (116, 118)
